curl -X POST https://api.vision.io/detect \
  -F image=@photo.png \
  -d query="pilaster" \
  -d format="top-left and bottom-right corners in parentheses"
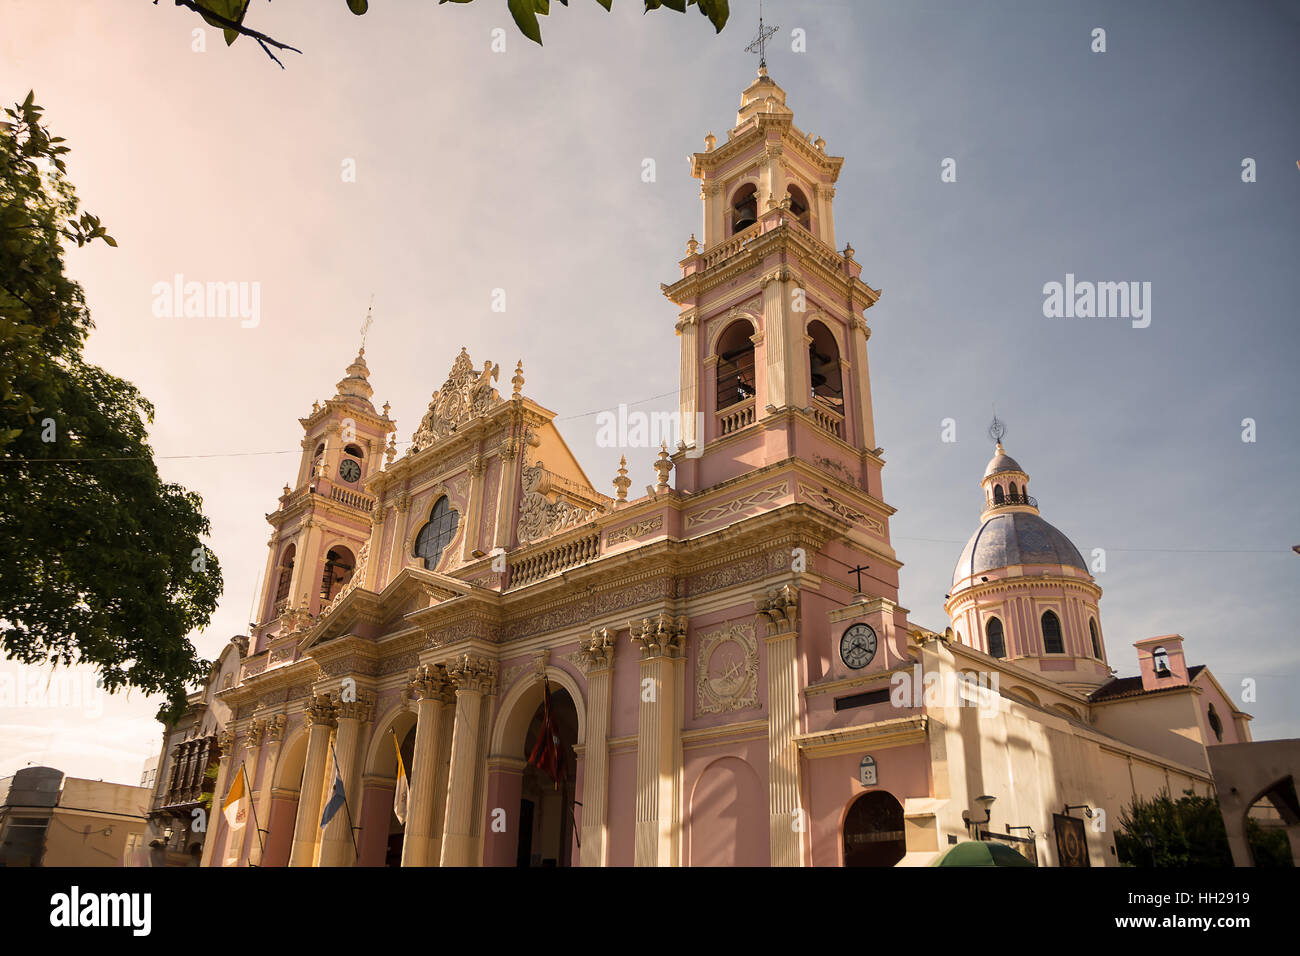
top-left (576, 627), bottom-right (617, 867)
top-left (757, 584), bottom-right (805, 866)
top-left (289, 695), bottom-right (336, 867)
top-left (440, 654), bottom-right (497, 866)
top-left (402, 664), bottom-right (454, 867)
top-left (630, 613), bottom-right (688, 867)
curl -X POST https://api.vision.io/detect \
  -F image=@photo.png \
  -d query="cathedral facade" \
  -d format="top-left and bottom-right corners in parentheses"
top-left (196, 70), bottom-right (1251, 868)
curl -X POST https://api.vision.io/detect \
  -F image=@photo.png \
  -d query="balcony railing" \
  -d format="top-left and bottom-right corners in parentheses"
top-left (330, 485), bottom-right (375, 512)
top-left (987, 492), bottom-right (1037, 509)
top-left (810, 401), bottom-right (845, 440)
top-left (717, 399), bottom-right (755, 437)
top-left (509, 530), bottom-right (600, 588)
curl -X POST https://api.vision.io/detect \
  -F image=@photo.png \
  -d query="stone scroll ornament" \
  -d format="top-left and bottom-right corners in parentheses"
top-left (517, 461), bottom-right (601, 544)
top-left (410, 348), bottom-right (503, 452)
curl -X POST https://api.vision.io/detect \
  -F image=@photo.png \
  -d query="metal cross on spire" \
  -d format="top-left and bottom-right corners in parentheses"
top-left (359, 295), bottom-right (374, 351)
top-left (744, 1), bottom-right (778, 69)
top-left (987, 414), bottom-right (1007, 445)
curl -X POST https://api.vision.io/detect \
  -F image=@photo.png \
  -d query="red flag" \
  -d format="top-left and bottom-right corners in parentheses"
top-left (527, 678), bottom-right (564, 789)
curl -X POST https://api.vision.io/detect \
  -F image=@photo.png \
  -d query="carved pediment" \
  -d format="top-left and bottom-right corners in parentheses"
top-left (411, 348), bottom-right (503, 452)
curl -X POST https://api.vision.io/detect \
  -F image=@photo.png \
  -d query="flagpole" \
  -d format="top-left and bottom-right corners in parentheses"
top-left (330, 741), bottom-right (362, 864)
top-left (240, 761), bottom-right (266, 867)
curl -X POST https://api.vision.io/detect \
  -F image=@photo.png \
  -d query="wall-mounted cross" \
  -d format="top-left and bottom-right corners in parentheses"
top-left (850, 564), bottom-right (870, 593)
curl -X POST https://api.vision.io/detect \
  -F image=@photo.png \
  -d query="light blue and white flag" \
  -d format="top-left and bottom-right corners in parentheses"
top-left (321, 744), bottom-right (347, 829)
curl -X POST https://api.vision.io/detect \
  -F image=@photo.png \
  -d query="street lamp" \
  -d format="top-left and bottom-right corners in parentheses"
top-left (962, 794), bottom-right (997, 839)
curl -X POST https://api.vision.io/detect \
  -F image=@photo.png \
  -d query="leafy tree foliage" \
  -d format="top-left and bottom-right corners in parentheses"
top-left (1117, 788), bottom-right (1293, 867)
top-left (168, 0), bottom-right (729, 64)
top-left (0, 93), bottom-right (222, 721)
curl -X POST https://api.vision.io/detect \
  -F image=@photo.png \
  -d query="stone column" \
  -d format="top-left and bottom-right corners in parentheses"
top-left (676, 313), bottom-right (699, 451)
top-left (461, 455), bottom-right (488, 562)
top-left (402, 664), bottom-right (454, 867)
top-left (848, 314), bottom-right (876, 451)
top-left (761, 268), bottom-right (791, 412)
top-left (440, 655), bottom-right (497, 867)
top-left (289, 514), bottom-right (322, 610)
top-left (815, 183), bottom-right (836, 248)
top-left (235, 719), bottom-right (266, 865)
top-left (199, 729), bottom-right (236, 868)
top-left (289, 695), bottom-right (336, 867)
top-left (578, 628), bottom-right (617, 867)
top-left (494, 437), bottom-right (520, 552)
top-left (319, 692), bottom-right (374, 867)
top-left (363, 503), bottom-right (387, 591)
top-left (630, 613), bottom-right (687, 867)
top-left (247, 714), bottom-right (285, 866)
top-left (758, 585), bottom-right (805, 866)
top-left (386, 493), bottom-right (410, 584)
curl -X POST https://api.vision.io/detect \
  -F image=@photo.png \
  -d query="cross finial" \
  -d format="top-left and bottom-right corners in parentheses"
top-left (744, 1), bottom-right (778, 70)
top-left (987, 414), bottom-right (1007, 446)
top-left (359, 295), bottom-right (375, 352)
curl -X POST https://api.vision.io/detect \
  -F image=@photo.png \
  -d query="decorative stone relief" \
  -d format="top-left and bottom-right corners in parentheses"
top-left (797, 483), bottom-right (884, 534)
top-left (756, 584), bottom-right (799, 635)
top-left (686, 481), bottom-right (788, 528)
top-left (575, 627), bottom-right (616, 672)
top-left (696, 622), bottom-right (760, 715)
top-left (446, 654), bottom-right (498, 695)
top-left (410, 348), bottom-right (503, 451)
top-left (518, 461), bottom-right (600, 544)
top-left (607, 515), bottom-right (663, 546)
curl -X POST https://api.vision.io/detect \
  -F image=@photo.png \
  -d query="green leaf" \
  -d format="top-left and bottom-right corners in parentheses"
top-left (508, 0), bottom-right (545, 44)
top-left (700, 0), bottom-right (728, 32)
top-left (347, 0), bottom-right (369, 13)
top-left (594, 0), bottom-right (612, 10)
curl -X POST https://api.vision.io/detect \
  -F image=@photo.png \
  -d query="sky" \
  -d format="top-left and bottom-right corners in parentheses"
top-left (1, 0), bottom-right (1298, 785)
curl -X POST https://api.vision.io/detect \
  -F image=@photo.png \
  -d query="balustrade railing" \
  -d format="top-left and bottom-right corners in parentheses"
top-left (509, 530), bottom-right (600, 588)
top-left (717, 399), bottom-right (756, 437)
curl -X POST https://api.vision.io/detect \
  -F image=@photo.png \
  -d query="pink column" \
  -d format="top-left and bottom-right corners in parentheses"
top-left (358, 781), bottom-right (396, 867)
top-left (261, 791), bottom-right (299, 867)
top-left (482, 760), bottom-right (525, 867)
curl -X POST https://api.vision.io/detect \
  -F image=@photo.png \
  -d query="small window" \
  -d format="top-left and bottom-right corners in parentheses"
top-left (1009, 482), bottom-right (1018, 499)
top-left (1207, 704), bottom-right (1223, 742)
top-left (808, 320), bottom-right (843, 409)
top-left (415, 497), bottom-right (459, 569)
top-left (993, 485), bottom-right (1005, 504)
top-left (319, 546), bottom-right (356, 602)
top-left (1152, 646), bottom-right (1172, 676)
top-left (343, 444), bottom-right (364, 459)
top-left (1041, 610), bottom-right (1064, 654)
top-left (986, 617), bottom-right (1006, 659)
top-left (786, 184), bottom-right (812, 231)
top-left (1089, 619), bottom-right (1102, 659)
top-left (273, 544), bottom-right (295, 605)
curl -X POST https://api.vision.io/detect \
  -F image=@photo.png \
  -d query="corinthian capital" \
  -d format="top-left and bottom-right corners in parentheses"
top-left (266, 714), bottom-right (287, 742)
top-left (408, 663), bottom-right (454, 704)
top-left (334, 691), bottom-right (376, 723)
top-left (244, 719), bottom-right (267, 749)
top-left (578, 627), bottom-right (617, 671)
top-left (756, 584), bottom-right (799, 634)
top-left (761, 267), bottom-right (792, 287)
top-left (629, 612), bottom-right (688, 659)
top-left (446, 654), bottom-right (498, 695)
top-left (304, 694), bottom-right (338, 730)
top-left (217, 729), bottom-right (237, 756)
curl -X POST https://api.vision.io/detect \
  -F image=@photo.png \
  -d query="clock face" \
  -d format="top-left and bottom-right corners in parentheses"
top-left (840, 623), bottom-right (877, 669)
top-left (338, 458), bottom-right (362, 483)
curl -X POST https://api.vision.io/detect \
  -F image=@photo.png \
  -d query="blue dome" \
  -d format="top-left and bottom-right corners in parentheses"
top-left (952, 512), bottom-right (1087, 588)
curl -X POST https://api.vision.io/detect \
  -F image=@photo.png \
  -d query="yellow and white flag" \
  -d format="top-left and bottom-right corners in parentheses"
top-left (393, 733), bottom-right (408, 826)
top-left (222, 765), bottom-right (250, 830)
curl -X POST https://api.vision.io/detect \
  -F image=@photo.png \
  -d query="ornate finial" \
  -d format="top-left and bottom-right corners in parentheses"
top-left (988, 414), bottom-right (1007, 447)
top-left (686, 233), bottom-right (699, 255)
top-left (511, 360), bottom-right (524, 399)
top-left (385, 433), bottom-right (397, 465)
top-left (744, 1), bottom-right (779, 70)
top-left (704, 132), bottom-right (716, 151)
top-left (311, 400), bottom-right (320, 414)
top-left (843, 242), bottom-right (854, 259)
top-left (282, 483), bottom-right (290, 497)
top-left (613, 454), bottom-right (630, 503)
top-left (381, 400), bottom-right (390, 418)
top-left (654, 443), bottom-right (673, 493)
top-left (814, 136), bottom-right (826, 151)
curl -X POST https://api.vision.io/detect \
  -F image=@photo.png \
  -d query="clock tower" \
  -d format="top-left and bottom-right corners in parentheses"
top-left (252, 348), bottom-right (396, 646)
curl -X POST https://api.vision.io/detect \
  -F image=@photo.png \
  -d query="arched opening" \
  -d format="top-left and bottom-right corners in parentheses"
top-left (688, 757), bottom-right (767, 866)
top-left (1152, 646), bottom-right (1172, 676)
top-left (1207, 704), bottom-right (1224, 742)
top-left (263, 730), bottom-right (309, 867)
top-left (343, 443), bottom-right (364, 459)
top-left (387, 725), bottom-right (416, 866)
top-left (807, 320), bottom-right (843, 409)
top-left (516, 685), bottom-right (579, 867)
top-left (272, 543), bottom-right (295, 615)
top-left (842, 791), bottom-right (906, 867)
top-left (786, 184), bottom-right (811, 230)
top-left (414, 497), bottom-right (459, 569)
top-left (730, 183), bottom-right (758, 234)
top-left (1041, 610), bottom-right (1064, 654)
top-left (986, 617), bottom-right (1006, 659)
top-left (319, 545), bottom-right (356, 603)
top-left (993, 484), bottom-right (1005, 504)
top-left (715, 321), bottom-right (756, 411)
top-left (1009, 481), bottom-right (1018, 499)
top-left (1089, 619), bottom-right (1102, 659)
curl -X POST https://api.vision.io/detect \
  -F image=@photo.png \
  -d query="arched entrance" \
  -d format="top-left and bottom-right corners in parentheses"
top-left (516, 686), bottom-right (579, 867)
top-left (843, 791), bottom-right (906, 867)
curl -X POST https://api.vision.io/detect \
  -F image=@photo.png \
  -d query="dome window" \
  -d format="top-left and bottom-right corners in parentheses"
top-left (993, 485), bottom-right (1005, 505)
top-left (1041, 610), bottom-right (1064, 654)
top-left (1089, 619), bottom-right (1102, 659)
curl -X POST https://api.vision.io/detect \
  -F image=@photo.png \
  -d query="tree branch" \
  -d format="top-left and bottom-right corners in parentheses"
top-left (163, 0), bottom-right (303, 68)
